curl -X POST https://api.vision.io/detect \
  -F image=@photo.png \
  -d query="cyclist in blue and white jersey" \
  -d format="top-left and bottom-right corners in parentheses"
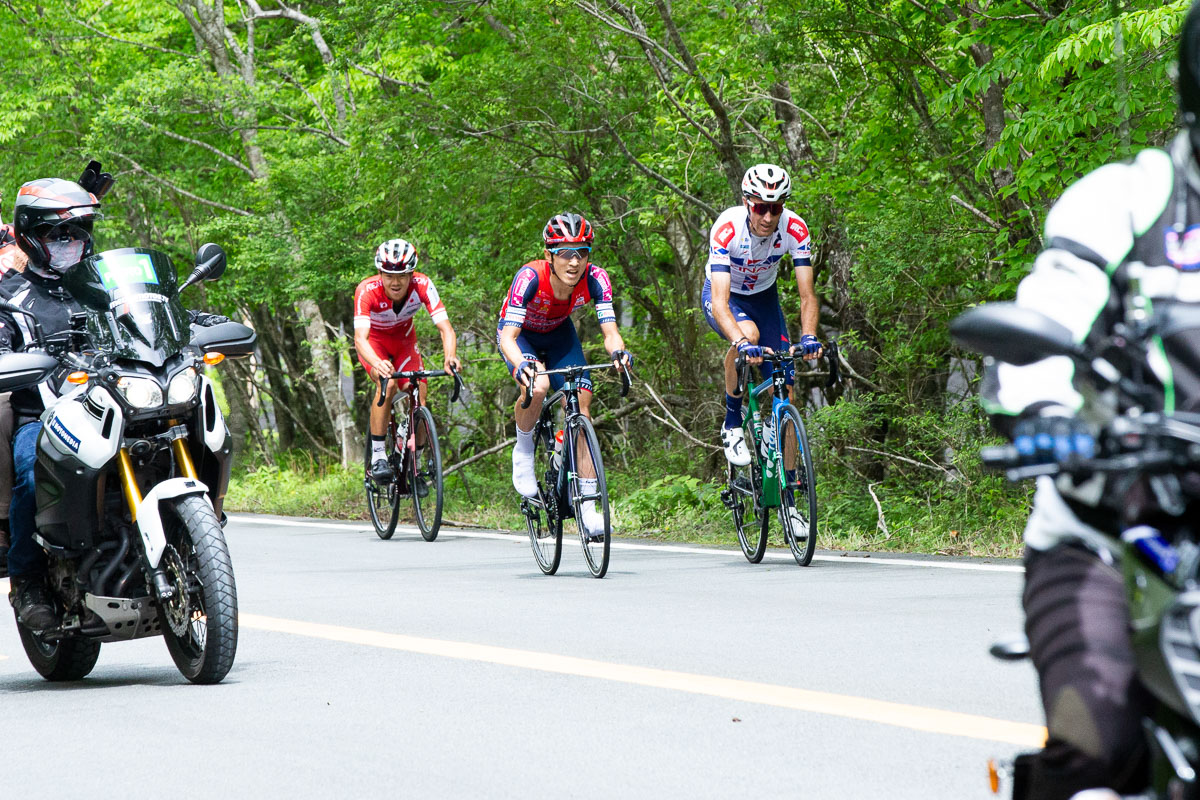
top-left (702, 163), bottom-right (823, 466)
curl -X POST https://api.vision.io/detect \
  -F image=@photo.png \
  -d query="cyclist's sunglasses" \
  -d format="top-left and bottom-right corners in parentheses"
top-left (549, 246), bottom-right (591, 261)
top-left (749, 201), bottom-right (784, 216)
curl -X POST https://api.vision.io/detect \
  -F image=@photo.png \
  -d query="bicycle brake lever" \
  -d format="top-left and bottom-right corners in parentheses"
top-left (520, 377), bottom-right (533, 409)
top-left (376, 376), bottom-right (390, 407)
top-left (826, 342), bottom-right (841, 388)
top-left (450, 367), bottom-right (463, 404)
top-left (619, 362), bottom-right (631, 398)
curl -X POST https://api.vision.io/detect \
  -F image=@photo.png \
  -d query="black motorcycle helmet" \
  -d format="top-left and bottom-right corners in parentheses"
top-left (12, 178), bottom-right (100, 279)
top-left (1181, 1), bottom-right (1200, 150)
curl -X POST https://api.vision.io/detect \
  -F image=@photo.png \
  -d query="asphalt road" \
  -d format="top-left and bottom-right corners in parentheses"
top-left (0, 516), bottom-right (1042, 799)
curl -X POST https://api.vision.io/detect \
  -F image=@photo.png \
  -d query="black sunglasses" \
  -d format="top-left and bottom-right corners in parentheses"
top-left (749, 201), bottom-right (784, 216)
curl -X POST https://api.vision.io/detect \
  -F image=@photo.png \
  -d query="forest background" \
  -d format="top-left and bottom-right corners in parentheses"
top-left (0, 0), bottom-right (1187, 555)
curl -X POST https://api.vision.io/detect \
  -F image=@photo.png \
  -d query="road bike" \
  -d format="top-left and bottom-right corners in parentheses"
top-left (364, 366), bottom-right (462, 542)
top-left (721, 344), bottom-right (838, 566)
top-left (518, 361), bottom-right (632, 578)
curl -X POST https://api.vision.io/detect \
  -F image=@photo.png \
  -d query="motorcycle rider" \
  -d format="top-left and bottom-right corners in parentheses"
top-left (980, 6), bottom-right (1200, 797)
top-left (1, 177), bottom-right (227, 630)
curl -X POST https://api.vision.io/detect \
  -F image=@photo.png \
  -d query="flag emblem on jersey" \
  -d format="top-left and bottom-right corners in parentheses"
top-left (1167, 225), bottom-right (1200, 271)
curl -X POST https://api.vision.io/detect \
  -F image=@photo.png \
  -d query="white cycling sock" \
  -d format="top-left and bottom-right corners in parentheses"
top-left (579, 477), bottom-right (598, 499)
top-left (371, 438), bottom-right (386, 461)
top-left (515, 424), bottom-right (535, 455)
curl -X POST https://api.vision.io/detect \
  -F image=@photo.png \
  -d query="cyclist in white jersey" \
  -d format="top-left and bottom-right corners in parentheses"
top-left (702, 163), bottom-right (823, 466)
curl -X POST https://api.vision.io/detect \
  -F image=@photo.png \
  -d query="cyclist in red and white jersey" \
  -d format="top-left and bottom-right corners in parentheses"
top-left (703, 163), bottom-right (823, 467)
top-left (497, 213), bottom-right (632, 537)
top-left (354, 238), bottom-right (460, 482)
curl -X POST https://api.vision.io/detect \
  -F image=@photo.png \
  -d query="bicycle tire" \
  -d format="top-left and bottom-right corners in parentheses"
top-left (410, 406), bottom-right (444, 542)
top-left (730, 411), bottom-right (769, 563)
top-left (777, 404), bottom-right (818, 566)
top-left (365, 404), bottom-right (401, 540)
top-left (568, 414), bottom-right (611, 578)
top-left (526, 412), bottom-right (563, 575)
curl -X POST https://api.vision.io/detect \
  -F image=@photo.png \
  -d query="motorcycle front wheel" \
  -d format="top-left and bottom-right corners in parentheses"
top-left (158, 495), bottom-right (238, 684)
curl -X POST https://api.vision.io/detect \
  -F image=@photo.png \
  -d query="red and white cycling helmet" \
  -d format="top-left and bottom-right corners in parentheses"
top-left (741, 163), bottom-right (791, 203)
top-left (374, 238), bottom-right (418, 274)
top-left (542, 213), bottom-right (594, 248)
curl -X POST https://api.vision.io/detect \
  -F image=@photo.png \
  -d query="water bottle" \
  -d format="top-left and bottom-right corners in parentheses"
top-left (551, 429), bottom-right (564, 472)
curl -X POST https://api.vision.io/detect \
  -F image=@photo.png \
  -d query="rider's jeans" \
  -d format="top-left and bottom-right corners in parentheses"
top-left (7, 421), bottom-right (44, 579)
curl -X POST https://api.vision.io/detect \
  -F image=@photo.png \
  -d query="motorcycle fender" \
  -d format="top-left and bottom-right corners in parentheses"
top-left (136, 478), bottom-right (210, 568)
top-left (197, 376), bottom-right (227, 454)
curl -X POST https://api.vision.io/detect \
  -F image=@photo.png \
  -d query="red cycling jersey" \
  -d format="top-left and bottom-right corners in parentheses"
top-left (353, 272), bottom-right (448, 377)
top-left (497, 260), bottom-right (615, 334)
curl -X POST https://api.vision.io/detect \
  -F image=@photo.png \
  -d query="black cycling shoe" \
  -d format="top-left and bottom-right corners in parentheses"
top-left (9, 575), bottom-right (58, 631)
top-left (413, 474), bottom-right (429, 499)
top-left (369, 458), bottom-right (394, 484)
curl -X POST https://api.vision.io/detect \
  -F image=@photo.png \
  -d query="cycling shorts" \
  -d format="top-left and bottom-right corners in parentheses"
top-left (359, 327), bottom-right (425, 388)
top-left (496, 318), bottom-right (592, 393)
top-left (702, 279), bottom-right (794, 385)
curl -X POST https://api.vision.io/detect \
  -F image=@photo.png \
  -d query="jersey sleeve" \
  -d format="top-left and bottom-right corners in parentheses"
top-left (415, 274), bottom-right (448, 325)
top-left (707, 217), bottom-right (735, 274)
top-left (587, 264), bottom-right (616, 325)
top-left (352, 279), bottom-right (374, 331)
top-left (785, 213), bottom-right (813, 267)
top-left (502, 267), bottom-right (539, 328)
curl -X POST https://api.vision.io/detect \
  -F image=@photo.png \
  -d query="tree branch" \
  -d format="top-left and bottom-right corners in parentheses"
top-left (607, 124), bottom-right (718, 218)
top-left (112, 154), bottom-right (256, 216)
top-left (137, 120), bottom-right (256, 177)
top-left (950, 194), bottom-right (1003, 231)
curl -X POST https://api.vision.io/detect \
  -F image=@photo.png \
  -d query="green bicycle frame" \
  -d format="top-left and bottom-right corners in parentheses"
top-left (742, 370), bottom-right (798, 509)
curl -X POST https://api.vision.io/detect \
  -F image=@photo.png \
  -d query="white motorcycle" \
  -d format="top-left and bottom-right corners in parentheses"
top-left (0, 243), bottom-right (254, 683)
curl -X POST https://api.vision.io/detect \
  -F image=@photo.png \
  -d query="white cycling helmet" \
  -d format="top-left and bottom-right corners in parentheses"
top-left (374, 238), bottom-right (418, 274)
top-left (741, 163), bottom-right (791, 203)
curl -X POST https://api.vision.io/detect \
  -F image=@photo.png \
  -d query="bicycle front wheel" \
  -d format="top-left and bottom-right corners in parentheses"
top-left (568, 415), bottom-right (611, 579)
top-left (729, 412), bottom-right (768, 563)
top-left (410, 406), bottom-right (444, 542)
top-left (777, 404), bottom-right (817, 566)
top-left (365, 411), bottom-right (401, 540)
top-left (526, 412), bottom-right (563, 575)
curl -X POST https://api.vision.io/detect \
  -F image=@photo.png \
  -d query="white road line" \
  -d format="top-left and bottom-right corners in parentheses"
top-left (227, 514), bottom-right (1024, 573)
top-left (242, 612), bottom-right (1046, 747)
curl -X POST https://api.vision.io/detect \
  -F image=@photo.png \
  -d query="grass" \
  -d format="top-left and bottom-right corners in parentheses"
top-left (227, 448), bottom-right (1027, 558)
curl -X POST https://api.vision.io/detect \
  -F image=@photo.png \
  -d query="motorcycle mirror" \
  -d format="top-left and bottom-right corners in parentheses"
top-left (180, 243), bottom-right (227, 293)
top-left (950, 303), bottom-right (1081, 366)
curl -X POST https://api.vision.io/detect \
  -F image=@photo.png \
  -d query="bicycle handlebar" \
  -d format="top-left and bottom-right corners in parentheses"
top-left (519, 360), bottom-right (633, 409)
top-left (376, 365), bottom-right (463, 407)
top-left (734, 341), bottom-right (839, 397)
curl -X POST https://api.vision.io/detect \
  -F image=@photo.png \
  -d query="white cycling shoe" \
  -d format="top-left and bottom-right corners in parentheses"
top-left (580, 500), bottom-right (606, 541)
top-left (721, 426), bottom-right (751, 466)
top-left (786, 507), bottom-right (809, 541)
top-left (512, 448), bottom-right (538, 498)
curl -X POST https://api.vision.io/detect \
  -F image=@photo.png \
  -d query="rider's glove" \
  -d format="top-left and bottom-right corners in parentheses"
top-left (188, 310), bottom-right (231, 327)
top-left (795, 334), bottom-right (821, 357)
top-left (611, 349), bottom-right (634, 370)
top-left (736, 339), bottom-right (763, 359)
top-left (513, 361), bottom-right (537, 387)
top-left (1012, 412), bottom-right (1097, 465)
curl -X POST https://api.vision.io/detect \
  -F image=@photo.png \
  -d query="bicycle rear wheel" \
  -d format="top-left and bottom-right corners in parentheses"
top-left (526, 412), bottom-right (562, 575)
top-left (568, 415), bottom-right (610, 578)
top-left (728, 413), bottom-right (769, 563)
top-left (365, 410), bottom-right (401, 540)
top-left (410, 406), bottom-right (444, 542)
top-left (777, 404), bottom-right (817, 566)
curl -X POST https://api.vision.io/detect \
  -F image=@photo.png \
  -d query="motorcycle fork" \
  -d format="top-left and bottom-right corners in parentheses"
top-left (114, 422), bottom-right (198, 600)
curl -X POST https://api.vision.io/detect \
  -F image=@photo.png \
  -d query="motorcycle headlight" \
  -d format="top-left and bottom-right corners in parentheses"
top-left (167, 367), bottom-right (198, 404)
top-left (116, 376), bottom-right (163, 409)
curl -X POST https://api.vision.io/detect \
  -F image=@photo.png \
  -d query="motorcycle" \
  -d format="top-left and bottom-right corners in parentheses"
top-left (951, 299), bottom-right (1200, 799)
top-left (0, 243), bottom-right (255, 684)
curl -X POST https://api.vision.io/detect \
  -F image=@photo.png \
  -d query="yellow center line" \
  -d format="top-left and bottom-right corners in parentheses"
top-left (241, 613), bottom-right (1046, 747)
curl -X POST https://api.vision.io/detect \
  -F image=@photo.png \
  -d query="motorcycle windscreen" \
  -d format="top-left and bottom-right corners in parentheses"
top-left (63, 248), bottom-right (189, 367)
